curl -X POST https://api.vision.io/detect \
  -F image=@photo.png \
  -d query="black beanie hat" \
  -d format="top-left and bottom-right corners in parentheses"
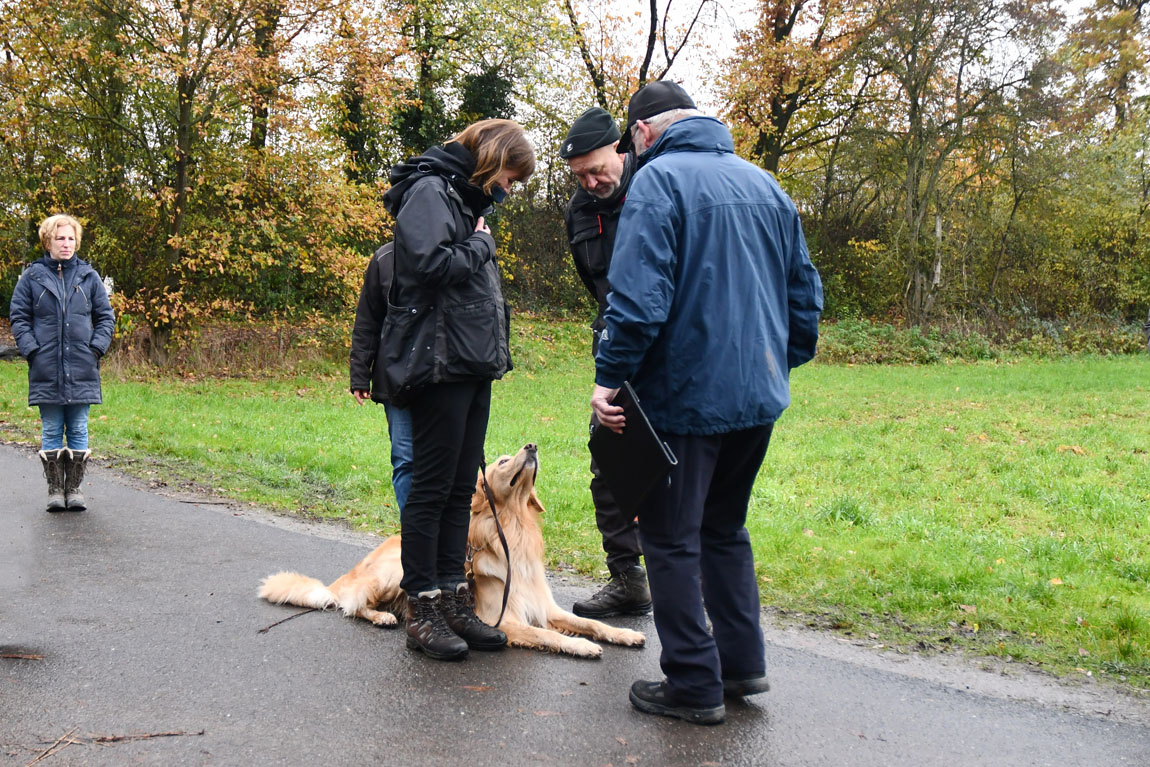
top-left (560, 107), bottom-right (621, 160)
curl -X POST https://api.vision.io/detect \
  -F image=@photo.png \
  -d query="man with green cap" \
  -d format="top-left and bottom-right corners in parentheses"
top-left (560, 106), bottom-right (651, 618)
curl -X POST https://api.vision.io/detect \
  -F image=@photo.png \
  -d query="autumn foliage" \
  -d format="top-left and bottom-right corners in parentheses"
top-left (1, 0), bottom-right (1146, 366)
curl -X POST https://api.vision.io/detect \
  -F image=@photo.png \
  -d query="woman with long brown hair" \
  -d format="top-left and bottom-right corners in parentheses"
top-left (379, 119), bottom-right (535, 660)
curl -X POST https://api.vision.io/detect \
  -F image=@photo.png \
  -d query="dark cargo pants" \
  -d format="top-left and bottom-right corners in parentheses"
top-left (636, 424), bottom-right (773, 707)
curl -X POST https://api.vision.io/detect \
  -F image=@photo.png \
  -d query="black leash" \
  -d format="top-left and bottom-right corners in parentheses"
top-left (478, 458), bottom-right (512, 627)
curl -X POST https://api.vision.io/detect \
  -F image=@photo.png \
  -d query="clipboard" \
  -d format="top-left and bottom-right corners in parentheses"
top-left (588, 381), bottom-right (678, 515)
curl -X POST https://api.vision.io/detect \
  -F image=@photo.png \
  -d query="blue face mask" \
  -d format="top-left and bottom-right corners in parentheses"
top-left (491, 185), bottom-right (508, 204)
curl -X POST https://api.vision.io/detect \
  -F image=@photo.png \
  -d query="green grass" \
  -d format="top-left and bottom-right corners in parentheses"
top-left (2, 318), bottom-right (1148, 686)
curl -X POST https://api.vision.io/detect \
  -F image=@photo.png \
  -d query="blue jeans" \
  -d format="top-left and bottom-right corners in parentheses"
top-left (39, 404), bottom-right (91, 451)
top-left (385, 402), bottom-right (413, 512)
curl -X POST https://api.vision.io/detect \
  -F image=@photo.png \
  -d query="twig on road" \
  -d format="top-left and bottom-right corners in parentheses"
top-left (0, 653), bottom-right (43, 660)
top-left (25, 728), bottom-right (75, 766)
top-left (91, 730), bottom-right (206, 743)
top-left (257, 607), bottom-right (319, 633)
top-left (25, 729), bottom-right (205, 764)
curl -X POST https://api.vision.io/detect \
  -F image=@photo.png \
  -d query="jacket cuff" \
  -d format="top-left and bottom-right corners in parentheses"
top-left (594, 370), bottom-right (626, 390)
top-left (473, 230), bottom-right (497, 257)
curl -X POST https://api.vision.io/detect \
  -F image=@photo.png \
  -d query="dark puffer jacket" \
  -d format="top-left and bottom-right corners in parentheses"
top-left (354, 143), bottom-right (510, 404)
top-left (9, 255), bottom-right (115, 406)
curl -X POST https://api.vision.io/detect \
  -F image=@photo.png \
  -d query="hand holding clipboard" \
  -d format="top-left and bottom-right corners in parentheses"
top-left (588, 382), bottom-right (678, 515)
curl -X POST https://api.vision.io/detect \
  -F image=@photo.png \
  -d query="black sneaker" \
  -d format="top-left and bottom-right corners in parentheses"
top-left (405, 591), bottom-right (468, 661)
top-left (722, 673), bottom-right (770, 697)
top-left (572, 565), bottom-right (653, 618)
top-left (440, 583), bottom-right (507, 651)
top-left (629, 679), bottom-right (725, 725)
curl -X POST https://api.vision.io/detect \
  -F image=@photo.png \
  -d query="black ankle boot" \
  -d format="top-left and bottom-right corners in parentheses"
top-left (405, 591), bottom-right (468, 661)
top-left (440, 583), bottom-right (507, 651)
top-left (572, 565), bottom-right (652, 618)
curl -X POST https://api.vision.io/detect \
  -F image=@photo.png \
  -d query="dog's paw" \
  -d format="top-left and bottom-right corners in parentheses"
top-left (610, 628), bottom-right (645, 647)
top-left (360, 609), bottom-right (399, 627)
top-left (563, 637), bottom-right (603, 658)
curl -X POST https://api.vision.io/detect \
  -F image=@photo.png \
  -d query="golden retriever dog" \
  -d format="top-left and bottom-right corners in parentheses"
top-left (259, 443), bottom-right (645, 658)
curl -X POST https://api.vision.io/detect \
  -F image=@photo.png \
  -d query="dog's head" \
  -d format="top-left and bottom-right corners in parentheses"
top-left (471, 443), bottom-right (544, 516)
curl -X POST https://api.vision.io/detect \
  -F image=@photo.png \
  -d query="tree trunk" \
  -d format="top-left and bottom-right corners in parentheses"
top-left (249, 2), bottom-right (281, 150)
top-left (147, 325), bottom-right (172, 367)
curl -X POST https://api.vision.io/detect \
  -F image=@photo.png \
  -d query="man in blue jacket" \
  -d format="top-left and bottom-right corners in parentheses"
top-left (590, 81), bottom-right (823, 725)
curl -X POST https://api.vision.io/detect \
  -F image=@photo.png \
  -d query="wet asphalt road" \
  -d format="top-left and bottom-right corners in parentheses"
top-left (2, 443), bottom-right (1148, 766)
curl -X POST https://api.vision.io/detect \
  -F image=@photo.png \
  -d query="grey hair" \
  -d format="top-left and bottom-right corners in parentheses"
top-left (641, 108), bottom-right (704, 141)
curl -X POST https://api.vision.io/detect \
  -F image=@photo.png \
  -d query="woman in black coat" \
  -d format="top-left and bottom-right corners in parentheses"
top-left (9, 214), bottom-right (115, 511)
top-left (379, 119), bottom-right (534, 661)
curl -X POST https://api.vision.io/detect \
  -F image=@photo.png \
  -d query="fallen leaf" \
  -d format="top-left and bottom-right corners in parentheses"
top-left (802, 528), bottom-right (815, 537)
top-left (1050, 577), bottom-right (1064, 586)
top-left (995, 558), bottom-right (1005, 565)
top-left (1057, 445), bottom-right (1087, 455)
top-left (959, 604), bottom-right (977, 614)
top-left (1079, 648), bottom-right (1090, 657)
top-left (615, 737), bottom-right (627, 746)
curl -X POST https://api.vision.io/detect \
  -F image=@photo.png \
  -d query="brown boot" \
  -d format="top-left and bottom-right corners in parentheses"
top-left (405, 591), bottom-right (468, 661)
top-left (38, 449), bottom-right (67, 512)
top-left (63, 449), bottom-right (91, 511)
top-left (440, 582), bottom-right (507, 651)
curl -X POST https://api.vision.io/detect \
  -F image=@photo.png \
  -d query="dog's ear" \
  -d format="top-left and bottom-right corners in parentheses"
top-left (470, 470), bottom-right (487, 514)
top-left (528, 487), bottom-right (546, 515)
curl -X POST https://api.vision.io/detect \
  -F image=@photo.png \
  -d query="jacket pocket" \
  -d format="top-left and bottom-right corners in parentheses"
top-left (571, 220), bottom-right (610, 277)
top-left (442, 298), bottom-right (501, 379)
top-left (28, 344), bottom-right (55, 386)
top-left (376, 304), bottom-right (437, 405)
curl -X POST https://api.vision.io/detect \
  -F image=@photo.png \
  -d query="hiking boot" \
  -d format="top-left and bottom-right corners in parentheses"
top-left (38, 449), bottom-right (67, 512)
top-left (572, 565), bottom-right (652, 618)
top-left (440, 583), bottom-right (507, 651)
top-left (722, 673), bottom-right (770, 697)
top-left (405, 591), bottom-right (468, 661)
top-left (629, 679), bottom-right (725, 725)
top-left (63, 448), bottom-right (91, 511)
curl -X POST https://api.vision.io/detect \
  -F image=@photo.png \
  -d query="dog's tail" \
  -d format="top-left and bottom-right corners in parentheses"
top-left (258, 572), bottom-right (337, 610)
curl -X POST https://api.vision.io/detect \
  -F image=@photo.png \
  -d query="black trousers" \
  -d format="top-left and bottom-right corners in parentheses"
top-left (589, 413), bottom-right (643, 574)
top-left (637, 424), bottom-right (773, 707)
top-left (400, 380), bottom-right (490, 595)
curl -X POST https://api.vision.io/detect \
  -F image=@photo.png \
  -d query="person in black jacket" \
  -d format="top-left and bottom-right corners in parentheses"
top-left (350, 243), bottom-right (413, 514)
top-left (380, 119), bottom-right (535, 661)
top-left (559, 107), bottom-right (651, 618)
top-left (9, 214), bottom-right (115, 512)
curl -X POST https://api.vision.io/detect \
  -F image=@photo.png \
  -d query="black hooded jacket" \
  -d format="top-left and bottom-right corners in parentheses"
top-left (350, 143), bottom-right (511, 403)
